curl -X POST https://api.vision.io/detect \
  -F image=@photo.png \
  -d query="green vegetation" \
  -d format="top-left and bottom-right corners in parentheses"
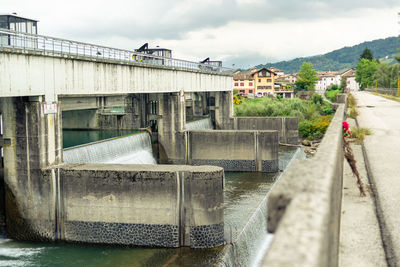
top-left (356, 59), bottom-right (379, 89)
top-left (347, 93), bottom-right (357, 108)
top-left (234, 95), bottom-right (333, 140)
top-left (359, 47), bottom-right (374, 61)
top-left (256, 36), bottom-right (399, 73)
top-left (351, 127), bottom-right (373, 144)
top-left (324, 85), bottom-right (343, 102)
top-left (295, 62), bottom-right (319, 91)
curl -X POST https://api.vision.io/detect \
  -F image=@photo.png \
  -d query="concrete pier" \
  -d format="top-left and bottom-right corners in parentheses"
top-left (41, 164), bottom-right (224, 248)
top-left (0, 97), bottom-right (62, 240)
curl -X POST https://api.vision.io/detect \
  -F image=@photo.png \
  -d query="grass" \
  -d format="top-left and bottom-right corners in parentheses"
top-left (348, 106), bottom-right (359, 119)
top-left (371, 92), bottom-right (400, 103)
top-left (351, 127), bottom-right (373, 144)
top-left (234, 96), bottom-right (334, 140)
top-left (325, 89), bottom-right (342, 102)
top-left (347, 93), bottom-right (357, 108)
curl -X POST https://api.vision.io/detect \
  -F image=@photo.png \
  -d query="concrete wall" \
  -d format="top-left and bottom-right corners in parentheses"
top-left (188, 130), bottom-right (279, 172)
top-left (0, 49), bottom-right (232, 101)
top-left (62, 109), bottom-right (99, 129)
top-left (0, 97), bottom-right (62, 241)
top-left (261, 104), bottom-right (345, 267)
top-left (231, 117), bottom-right (298, 145)
top-left (41, 164), bottom-right (224, 248)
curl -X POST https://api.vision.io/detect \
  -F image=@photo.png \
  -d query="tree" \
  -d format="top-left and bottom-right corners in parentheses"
top-left (295, 62), bottom-right (319, 91)
top-left (395, 48), bottom-right (400, 63)
top-left (355, 59), bottom-right (379, 89)
top-left (359, 47), bottom-right (374, 61)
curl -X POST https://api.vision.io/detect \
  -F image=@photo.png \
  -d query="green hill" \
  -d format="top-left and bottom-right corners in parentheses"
top-left (256, 36), bottom-right (399, 73)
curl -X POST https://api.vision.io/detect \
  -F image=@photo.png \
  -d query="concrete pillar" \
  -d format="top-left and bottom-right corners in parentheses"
top-left (0, 96), bottom-right (62, 241)
top-left (212, 91), bottom-right (234, 130)
top-left (158, 92), bottom-right (187, 164)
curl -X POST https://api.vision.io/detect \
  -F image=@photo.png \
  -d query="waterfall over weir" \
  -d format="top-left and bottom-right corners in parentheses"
top-left (185, 117), bottom-right (213, 130)
top-left (63, 132), bottom-right (156, 165)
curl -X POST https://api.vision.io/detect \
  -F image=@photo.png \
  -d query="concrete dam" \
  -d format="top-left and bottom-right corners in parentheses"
top-left (0, 28), bottom-right (302, 265)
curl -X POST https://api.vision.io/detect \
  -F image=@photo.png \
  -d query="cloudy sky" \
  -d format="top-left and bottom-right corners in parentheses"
top-left (2, 0), bottom-right (400, 68)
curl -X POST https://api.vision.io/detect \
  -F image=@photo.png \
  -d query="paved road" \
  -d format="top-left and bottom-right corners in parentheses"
top-left (354, 91), bottom-right (400, 266)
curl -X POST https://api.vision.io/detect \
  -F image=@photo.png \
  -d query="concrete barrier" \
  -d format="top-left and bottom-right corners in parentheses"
top-left (41, 164), bottom-right (224, 248)
top-left (260, 104), bottom-right (345, 267)
top-left (231, 117), bottom-right (298, 145)
top-left (188, 130), bottom-right (279, 172)
top-left (365, 88), bottom-right (398, 96)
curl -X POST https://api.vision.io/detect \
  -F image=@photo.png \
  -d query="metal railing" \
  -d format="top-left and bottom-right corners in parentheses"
top-left (0, 29), bottom-right (234, 74)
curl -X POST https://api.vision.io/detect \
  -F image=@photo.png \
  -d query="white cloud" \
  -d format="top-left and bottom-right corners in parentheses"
top-left (1, 0), bottom-right (399, 68)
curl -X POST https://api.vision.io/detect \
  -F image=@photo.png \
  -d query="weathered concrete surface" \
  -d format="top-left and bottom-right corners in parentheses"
top-left (339, 118), bottom-right (387, 267)
top-left (354, 91), bottom-right (400, 266)
top-left (231, 117), bottom-right (298, 144)
top-left (0, 97), bottom-right (62, 241)
top-left (0, 49), bottom-right (232, 101)
top-left (42, 164), bottom-right (224, 248)
top-left (261, 104), bottom-right (345, 267)
top-left (188, 130), bottom-right (278, 172)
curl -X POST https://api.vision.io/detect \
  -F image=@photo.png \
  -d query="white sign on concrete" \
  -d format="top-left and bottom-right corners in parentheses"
top-left (43, 103), bottom-right (58, 114)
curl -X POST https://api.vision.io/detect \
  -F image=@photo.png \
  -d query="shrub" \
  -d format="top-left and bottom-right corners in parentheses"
top-left (312, 115), bottom-right (332, 133)
top-left (299, 120), bottom-right (315, 139)
top-left (325, 89), bottom-right (342, 102)
top-left (348, 106), bottom-right (359, 119)
top-left (312, 93), bottom-right (323, 105)
top-left (347, 93), bottom-right (357, 108)
top-left (321, 106), bottom-right (334, 115)
top-left (328, 84), bottom-right (340, 91)
top-left (351, 127), bottom-right (372, 144)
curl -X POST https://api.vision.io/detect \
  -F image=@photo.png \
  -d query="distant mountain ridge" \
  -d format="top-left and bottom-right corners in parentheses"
top-left (256, 36), bottom-right (399, 74)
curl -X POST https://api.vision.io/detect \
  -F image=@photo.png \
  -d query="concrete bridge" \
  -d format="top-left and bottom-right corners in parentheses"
top-left (0, 29), bottom-right (298, 248)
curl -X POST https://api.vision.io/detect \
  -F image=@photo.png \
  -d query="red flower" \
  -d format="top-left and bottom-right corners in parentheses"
top-left (342, 121), bottom-right (349, 132)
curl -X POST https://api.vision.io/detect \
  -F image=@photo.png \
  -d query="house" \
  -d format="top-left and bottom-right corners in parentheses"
top-left (341, 69), bottom-right (360, 92)
top-left (315, 71), bottom-right (340, 93)
top-left (233, 68), bottom-right (277, 96)
top-left (268, 67), bottom-right (285, 76)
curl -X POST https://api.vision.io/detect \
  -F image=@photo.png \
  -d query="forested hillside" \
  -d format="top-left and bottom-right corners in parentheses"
top-left (257, 36), bottom-right (399, 73)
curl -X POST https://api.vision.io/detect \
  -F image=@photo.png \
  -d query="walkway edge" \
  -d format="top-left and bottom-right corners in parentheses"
top-left (356, 118), bottom-right (396, 266)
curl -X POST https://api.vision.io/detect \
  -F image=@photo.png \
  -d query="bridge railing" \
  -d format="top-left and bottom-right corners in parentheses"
top-left (0, 29), bottom-right (234, 74)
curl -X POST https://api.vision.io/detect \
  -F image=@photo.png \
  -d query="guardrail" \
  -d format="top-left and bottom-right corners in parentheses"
top-left (0, 29), bottom-right (234, 74)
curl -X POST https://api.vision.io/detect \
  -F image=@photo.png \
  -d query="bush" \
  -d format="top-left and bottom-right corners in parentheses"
top-left (327, 84), bottom-right (340, 91)
top-left (351, 127), bottom-right (372, 144)
top-left (312, 93), bottom-right (323, 105)
top-left (348, 93), bottom-right (357, 108)
top-left (348, 106), bottom-right (359, 119)
top-left (325, 89), bottom-right (342, 102)
top-left (298, 115), bottom-right (332, 140)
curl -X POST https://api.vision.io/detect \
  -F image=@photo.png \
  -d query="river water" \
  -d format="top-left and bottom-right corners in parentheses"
top-left (0, 130), bottom-right (299, 267)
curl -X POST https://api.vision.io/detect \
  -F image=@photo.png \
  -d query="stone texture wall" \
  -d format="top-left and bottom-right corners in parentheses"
top-left (260, 104), bottom-right (345, 267)
top-left (188, 130), bottom-right (279, 172)
top-left (42, 164), bottom-right (224, 248)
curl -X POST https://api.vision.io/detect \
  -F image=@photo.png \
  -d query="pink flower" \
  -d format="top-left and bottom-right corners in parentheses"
top-left (342, 121), bottom-right (349, 132)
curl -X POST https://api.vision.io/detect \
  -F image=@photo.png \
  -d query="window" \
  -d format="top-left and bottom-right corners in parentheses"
top-left (240, 83), bottom-right (244, 86)
top-left (240, 90), bottom-right (245, 93)
top-left (258, 79), bottom-right (261, 82)
top-left (266, 86), bottom-right (272, 89)
top-left (249, 82), bottom-right (253, 86)
top-left (267, 79), bottom-right (272, 83)
top-left (249, 90), bottom-right (253, 93)
top-left (234, 83), bottom-right (238, 86)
